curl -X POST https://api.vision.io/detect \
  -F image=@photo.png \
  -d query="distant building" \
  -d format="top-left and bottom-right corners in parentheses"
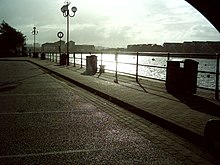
top-left (163, 41), bottom-right (220, 53)
top-left (41, 40), bottom-right (95, 53)
top-left (127, 41), bottom-right (220, 53)
top-left (41, 40), bottom-right (65, 52)
top-left (26, 43), bottom-right (41, 53)
top-left (68, 41), bottom-right (76, 51)
top-left (127, 44), bottom-right (163, 52)
top-left (184, 41), bottom-right (220, 53)
top-left (163, 43), bottom-right (183, 52)
top-left (74, 44), bottom-right (95, 52)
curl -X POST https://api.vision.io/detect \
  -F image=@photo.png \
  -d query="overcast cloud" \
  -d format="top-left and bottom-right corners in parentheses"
top-left (0, 0), bottom-right (220, 47)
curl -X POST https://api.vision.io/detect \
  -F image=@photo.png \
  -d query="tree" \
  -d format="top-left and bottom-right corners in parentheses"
top-left (0, 20), bottom-right (26, 57)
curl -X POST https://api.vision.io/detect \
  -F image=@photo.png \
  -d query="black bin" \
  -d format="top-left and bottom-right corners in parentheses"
top-left (166, 59), bottom-right (198, 94)
top-left (41, 53), bottom-right (45, 60)
top-left (33, 52), bottom-right (38, 58)
top-left (60, 53), bottom-right (67, 65)
top-left (86, 55), bottom-right (97, 75)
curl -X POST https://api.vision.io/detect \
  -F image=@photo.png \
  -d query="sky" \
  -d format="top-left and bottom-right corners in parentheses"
top-left (0, 0), bottom-right (220, 48)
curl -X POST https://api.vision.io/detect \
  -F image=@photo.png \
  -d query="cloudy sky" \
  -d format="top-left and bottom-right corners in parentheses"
top-left (0, 0), bottom-right (220, 48)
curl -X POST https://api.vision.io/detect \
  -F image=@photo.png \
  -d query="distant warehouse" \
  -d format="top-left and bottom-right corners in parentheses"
top-left (127, 41), bottom-right (220, 53)
top-left (41, 40), bottom-right (95, 53)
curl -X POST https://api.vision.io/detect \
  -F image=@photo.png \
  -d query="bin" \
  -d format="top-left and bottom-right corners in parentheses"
top-left (86, 55), bottom-right (97, 75)
top-left (166, 59), bottom-right (198, 94)
top-left (41, 53), bottom-right (45, 60)
top-left (33, 52), bottom-right (38, 58)
top-left (184, 59), bottom-right (199, 94)
top-left (60, 53), bottom-right (67, 65)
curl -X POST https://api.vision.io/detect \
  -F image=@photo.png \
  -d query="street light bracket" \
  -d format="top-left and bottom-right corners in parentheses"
top-left (69, 7), bottom-right (77, 17)
top-left (61, 4), bottom-right (68, 13)
top-left (72, 6), bottom-right (77, 13)
top-left (32, 27), bottom-right (38, 35)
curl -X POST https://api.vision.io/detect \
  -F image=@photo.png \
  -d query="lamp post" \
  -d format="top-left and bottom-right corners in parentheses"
top-left (61, 2), bottom-right (77, 66)
top-left (32, 27), bottom-right (38, 57)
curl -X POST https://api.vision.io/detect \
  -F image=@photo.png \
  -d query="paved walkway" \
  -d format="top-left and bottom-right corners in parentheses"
top-left (4, 57), bottom-right (220, 146)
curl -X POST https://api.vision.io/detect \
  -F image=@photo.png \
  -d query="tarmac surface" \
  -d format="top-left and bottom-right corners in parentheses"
top-left (0, 57), bottom-right (219, 164)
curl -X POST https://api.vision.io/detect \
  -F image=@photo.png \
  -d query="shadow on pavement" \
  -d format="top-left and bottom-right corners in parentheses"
top-left (137, 81), bottom-right (148, 93)
top-left (0, 72), bottom-right (48, 93)
top-left (0, 83), bottom-right (21, 92)
top-left (171, 93), bottom-right (220, 117)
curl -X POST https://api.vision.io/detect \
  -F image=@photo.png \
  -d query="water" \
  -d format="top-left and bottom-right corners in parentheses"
top-left (56, 53), bottom-right (219, 90)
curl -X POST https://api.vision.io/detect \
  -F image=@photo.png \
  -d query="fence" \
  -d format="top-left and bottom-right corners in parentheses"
top-left (39, 51), bottom-right (219, 100)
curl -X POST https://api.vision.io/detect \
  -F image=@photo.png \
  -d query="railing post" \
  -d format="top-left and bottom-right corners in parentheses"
top-left (80, 52), bottom-right (83, 68)
top-left (101, 51), bottom-right (103, 66)
top-left (74, 52), bottom-right (76, 67)
top-left (114, 52), bottom-right (118, 83)
top-left (56, 53), bottom-right (57, 63)
top-left (167, 52), bottom-right (170, 60)
top-left (136, 52), bottom-right (139, 83)
top-left (215, 53), bottom-right (219, 100)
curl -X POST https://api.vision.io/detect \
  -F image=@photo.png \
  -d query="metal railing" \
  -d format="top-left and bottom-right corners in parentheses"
top-left (40, 51), bottom-right (219, 100)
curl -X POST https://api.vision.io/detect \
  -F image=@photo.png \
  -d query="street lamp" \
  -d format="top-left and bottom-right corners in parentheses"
top-left (32, 27), bottom-right (38, 57)
top-left (61, 2), bottom-right (77, 66)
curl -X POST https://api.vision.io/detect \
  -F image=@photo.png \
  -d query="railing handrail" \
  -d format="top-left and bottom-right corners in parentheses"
top-left (44, 51), bottom-right (218, 58)
top-left (69, 51), bottom-right (217, 59)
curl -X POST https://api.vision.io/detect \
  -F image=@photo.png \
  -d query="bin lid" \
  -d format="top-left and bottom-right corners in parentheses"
top-left (184, 59), bottom-right (199, 64)
top-left (167, 58), bottom-right (198, 64)
top-left (86, 55), bottom-right (97, 57)
top-left (167, 58), bottom-right (184, 63)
